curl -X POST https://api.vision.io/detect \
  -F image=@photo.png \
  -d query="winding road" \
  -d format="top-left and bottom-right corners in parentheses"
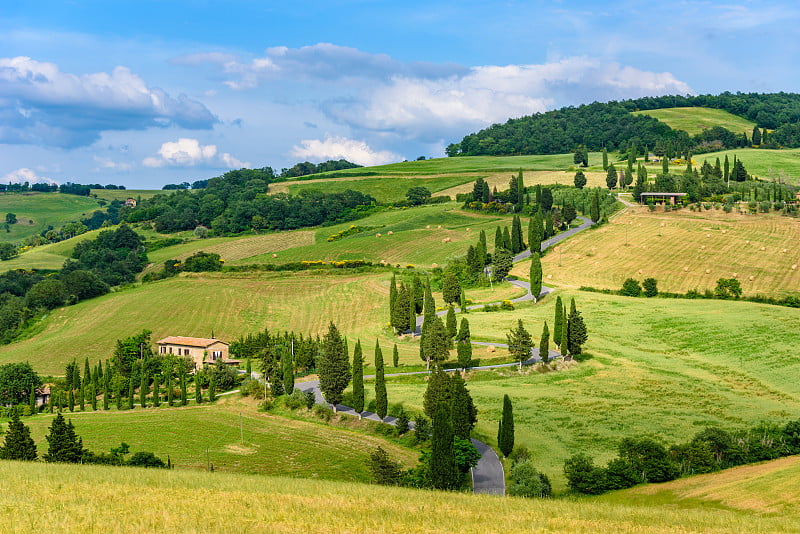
top-left (297, 214), bottom-right (594, 495)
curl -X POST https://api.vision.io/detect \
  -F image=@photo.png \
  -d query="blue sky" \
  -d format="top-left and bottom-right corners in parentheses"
top-left (1, 0), bottom-right (798, 188)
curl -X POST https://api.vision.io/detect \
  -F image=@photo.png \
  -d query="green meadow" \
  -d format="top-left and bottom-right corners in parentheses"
top-left (632, 107), bottom-right (756, 136)
top-left (695, 147), bottom-right (800, 182)
top-left (0, 192), bottom-right (102, 242)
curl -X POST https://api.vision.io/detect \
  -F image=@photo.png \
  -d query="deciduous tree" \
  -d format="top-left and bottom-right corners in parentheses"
top-left (507, 319), bottom-right (534, 370)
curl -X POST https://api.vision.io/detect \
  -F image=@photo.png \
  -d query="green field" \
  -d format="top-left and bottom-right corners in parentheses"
top-left (0, 227), bottom-right (108, 272)
top-left (0, 192), bottom-right (102, 243)
top-left (0, 459), bottom-right (797, 533)
top-left (384, 289), bottom-right (800, 489)
top-left (632, 107), bottom-right (756, 136)
top-left (16, 397), bottom-right (417, 481)
top-left (90, 189), bottom-right (163, 202)
top-left (695, 147), bottom-right (800, 182)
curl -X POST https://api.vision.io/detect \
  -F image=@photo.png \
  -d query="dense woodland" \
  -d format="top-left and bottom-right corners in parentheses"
top-left (447, 92), bottom-right (800, 157)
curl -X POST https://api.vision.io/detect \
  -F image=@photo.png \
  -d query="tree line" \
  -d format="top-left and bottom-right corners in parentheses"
top-left (447, 92), bottom-right (800, 158)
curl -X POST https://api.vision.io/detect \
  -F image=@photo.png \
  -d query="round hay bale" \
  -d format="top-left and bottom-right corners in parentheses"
top-left (638, 269), bottom-right (643, 275)
top-left (486, 345), bottom-right (496, 353)
top-left (387, 231), bottom-right (393, 235)
top-left (706, 233), bottom-right (710, 238)
top-left (722, 229), bottom-right (727, 234)
top-left (749, 275), bottom-right (755, 281)
top-left (660, 222), bottom-right (665, 227)
top-left (701, 245), bottom-right (706, 250)
top-left (437, 225), bottom-right (442, 229)
top-left (466, 228), bottom-right (471, 232)
top-left (782, 248), bottom-right (787, 253)
top-left (745, 240), bottom-right (750, 245)
top-left (272, 253), bottom-right (277, 258)
top-left (733, 272), bottom-right (738, 278)
top-left (760, 246), bottom-right (766, 251)
top-left (547, 274), bottom-right (553, 279)
top-left (432, 263), bottom-right (438, 268)
top-left (683, 266), bottom-right (689, 272)
top-left (426, 225), bottom-right (431, 229)
top-left (376, 233), bottom-right (382, 238)
top-left (705, 269), bottom-right (711, 274)
top-left (792, 264), bottom-right (798, 270)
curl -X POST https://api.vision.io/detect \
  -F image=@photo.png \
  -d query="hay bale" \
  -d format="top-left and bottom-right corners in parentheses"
top-left (749, 275), bottom-right (755, 281)
top-left (272, 253), bottom-right (277, 258)
top-left (486, 345), bottom-right (496, 353)
top-left (705, 269), bottom-right (711, 274)
top-left (426, 225), bottom-right (431, 229)
top-left (782, 248), bottom-right (787, 253)
top-left (792, 264), bottom-right (798, 270)
top-left (547, 274), bottom-right (553, 279)
top-left (701, 245), bottom-right (706, 250)
top-left (376, 233), bottom-right (382, 238)
top-left (441, 237), bottom-right (451, 243)
top-left (683, 267), bottom-right (689, 272)
top-left (466, 228), bottom-right (471, 232)
top-left (437, 225), bottom-right (442, 229)
top-left (760, 246), bottom-right (766, 251)
top-left (732, 272), bottom-right (738, 278)
top-left (387, 231), bottom-right (393, 235)
top-left (706, 233), bottom-right (711, 238)
top-left (432, 263), bottom-right (438, 268)
top-left (745, 240), bottom-right (750, 245)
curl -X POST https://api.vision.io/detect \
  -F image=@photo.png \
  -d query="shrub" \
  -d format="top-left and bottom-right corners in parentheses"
top-left (127, 451), bottom-right (166, 468)
top-left (303, 390), bottom-right (316, 409)
top-left (642, 277), bottom-right (658, 297)
top-left (620, 278), bottom-right (642, 297)
top-left (313, 404), bottom-right (333, 421)
top-left (368, 447), bottom-right (404, 485)
top-left (508, 460), bottom-right (551, 497)
top-left (563, 454), bottom-right (606, 495)
top-left (500, 300), bottom-right (515, 310)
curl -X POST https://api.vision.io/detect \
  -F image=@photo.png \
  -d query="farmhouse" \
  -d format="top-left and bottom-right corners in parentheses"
top-left (155, 336), bottom-right (239, 370)
top-left (640, 192), bottom-right (688, 205)
top-left (125, 198), bottom-right (137, 207)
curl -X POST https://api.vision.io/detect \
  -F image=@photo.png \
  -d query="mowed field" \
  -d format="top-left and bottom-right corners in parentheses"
top-left (90, 189), bottom-right (163, 202)
top-left (0, 227), bottom-right (107, 272)
top-left (602, 455), bottom-right (800, 517)
top-left (17, 397), bottom-right (417, 481)
top-left (632, 107), bottom-right (756, 136)
top-left (0, 192), bottom-right (102, 242)
top-left (385, 289), bottom-right (800, 489)
top-left (695, 147), bottom-right (800, 182)
top-left (0, 460), bottom-right (797, 533)
top-left (530, 205), bottom-right (800, 297)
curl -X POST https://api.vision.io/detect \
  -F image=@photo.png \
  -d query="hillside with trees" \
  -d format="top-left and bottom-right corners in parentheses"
top-left (447, 92), bottom-right (800, 158)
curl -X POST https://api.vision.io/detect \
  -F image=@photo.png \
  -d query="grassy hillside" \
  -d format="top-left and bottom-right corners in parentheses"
top-left (0, 192), bottom-right (101, 242)
top-left (632, 107), bottom-right (756, 136)
top-left (0, 460), bottom-right (797, 533)
top-left (385, 289), bottom-right (800, 489)
top-left (90, 189), bottom-right (162, 202)
top-left (695, 147), bottom-right (800, 182)
top-left (16, 397), bottom-right (417, 481)
top-left (525, 206), bottom-right (800, 297)
top-left (0, 227), bottom-right (107, 273)
top-left (602, 455), bottom-right (800, 517)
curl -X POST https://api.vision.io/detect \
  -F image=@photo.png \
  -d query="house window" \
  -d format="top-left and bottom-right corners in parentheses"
top-left (212, 350), bottom-right (222, 360)
top-left (160, 346), bottom-right (166, 354)
top-left (169, 347), bottom-right (172, 354)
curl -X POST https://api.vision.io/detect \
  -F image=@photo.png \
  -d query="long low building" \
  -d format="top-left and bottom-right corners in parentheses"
top-left (155, 336), bottom-right (240, 370)
top-left (639, 192), bottom-right (688, 205)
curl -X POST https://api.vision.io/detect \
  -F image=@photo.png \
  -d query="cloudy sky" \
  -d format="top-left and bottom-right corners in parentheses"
top-left (1, 0), bottom-right (798, 188)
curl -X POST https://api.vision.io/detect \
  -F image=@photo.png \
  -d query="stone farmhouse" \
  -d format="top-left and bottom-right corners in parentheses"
top-left (155, 336), bottom-right (239, 371)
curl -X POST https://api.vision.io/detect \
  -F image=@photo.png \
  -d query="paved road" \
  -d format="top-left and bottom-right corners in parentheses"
top-left (296, 214), bottom-right (595, 495)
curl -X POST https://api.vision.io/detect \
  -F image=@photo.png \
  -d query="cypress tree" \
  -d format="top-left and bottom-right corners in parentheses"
top-left (167, 375), bottom-right (174, 406)
top-left (498, 395), bottom-right (514, 457)
top-left (445, 306), bottom-right (457, 340)
top-left (529, 211), bottom-right (543, 253)
top-left (68, 388), bottom-right (74, 412)
top-left (83, 358), bottom-right (91, 387)
top-left (560, 319), bottom-right (569, 358)
top-left (282, 349), bottom-right (294, 396)
top-left (474, 240), bottom-right (487, 273)
top-left (208, 375), bottom-right (216, 402)
top-left (539, 321), bottom-right (550, 363)
top-left (152, 374), bottom-right (160, 407)
top-left (456, 317), bottom-right (472, 370)
top-left (516, 171), bottom-right (525, 206)
top-left (752, 125), bottom-right (761, 145)
top-left (511, 215), bottom-right (523, 253)
top-left (79, 380), bottom-right (85, 411)
top-left (567, 303), bottom-right (588, 356)
top-left (389, 274), bottom-right (397, 323)
top-left (422, 316), bottom-right (450, 369)
top-left (529, 252), bottom-right (542, 299)
top-left (724, 154), bottom-right (730, 182)
top-left (544, 212), bottom-right (554, 239)
top-left (662, 153), bottom-right (669, 175)
top-left (554, 295), bottom-right (563, 346)
top-left (606, 163), bottom-right (617, 189)
top-left (0, 410), bottom-right (37, 461)
top-left (494, 226), bottom-right (503, 252)
top-left (502, 226), bottom-right (512, 252)
top-left (374, 340), bottom-right (387, 420)
top-left (590, 190), bottom-right (600, 223)
top-left (430, 402), bottom-right (458, 490)
top-left (413, 274), bottom-right (424, 314)
top-left (602, 147), bottom-right (608, 170)
top-left (140, 373), bottom-right (148, 409)
top-left (508, 174), bottom-right (519, 207)
top-left (89, 382), bottom-right (96, 411)
top-left (352, 340), bottom-right (364, 414)
top-left (195, 377), bottom-right (202, 404)
top-left (392, 344), bottom-right (399, 368)
top-left (424, 368), bottom-right (452, 419)
top-left (450, 372), bottom-right (477, 440)
top-left (318, 322), bottom-right (350, 409)
top-left (245, 357), bottom-right (252, 377)
top-left (442, 271), bottom-right (462, 305)
top-left (459, 288), bottom-right (467, 313)
top-left (103, 372), bottom-right (110, 410)
top-left (29, 386), bottom-right (36, 415)
top-left (478, 230), bottom-right (488, 264)
top-left (180, 369), bottom-right (187, 406)
top-left (128, 379), bottom-right (135, 409)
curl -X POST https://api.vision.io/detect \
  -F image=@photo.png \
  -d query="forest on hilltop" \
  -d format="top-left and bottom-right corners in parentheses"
top-left (447, 92), bottom-right (800, 157)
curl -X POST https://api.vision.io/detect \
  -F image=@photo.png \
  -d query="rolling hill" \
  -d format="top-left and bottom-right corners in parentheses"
top-left (631, 107), bottom-right (756, 136)
top-left (0, 192), bottom-right (102, 243)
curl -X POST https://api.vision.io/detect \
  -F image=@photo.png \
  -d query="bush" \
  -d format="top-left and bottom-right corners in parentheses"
top-left (642, 277), bottom-right (658, 297)
top-left (368, 447), bottom-right (404, 485)
top-left (313, 404), bottom-right (333, 421)
top-left (127, 451), bottom-right (166, 468)
top-left (500, 300), bottom-right (515, 310)
top-left (620, 278), bottom-right (642, 297)
top-left (304, 390), bottom-right (316, 409)
top-left (563, 454), bottom-right (606, 495)
top-left (508, 460), bottom-right (551, 497)
top-left (281, 389), bottom-right (308, 410)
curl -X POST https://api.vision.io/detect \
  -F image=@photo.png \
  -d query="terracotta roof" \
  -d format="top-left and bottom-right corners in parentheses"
top-left (156, 336), bottom-right (229, 348)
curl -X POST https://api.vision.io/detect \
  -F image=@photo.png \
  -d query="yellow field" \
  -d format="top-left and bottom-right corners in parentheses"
top-left (535, 205), bottom-right (800, 296)
top-left (1, 459), bottom-right (798, 533)
top-left (604, 455), bottom-right (800, 516)
top-left (436, 170), bottom-right (607, 198)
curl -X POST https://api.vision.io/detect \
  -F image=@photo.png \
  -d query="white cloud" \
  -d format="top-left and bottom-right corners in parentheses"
top-left (325, 57), bottom-right (693, 141)
top-left (1, 167), bottom-right (58, 185)
top-left (291, 136), bottom-right (398, 166)
top-left (0, 56), bottom-right (216, 147)
top-left (143, 138), bottom-right (248, 169)
top-left (92, 156), bottom-right (132, 171)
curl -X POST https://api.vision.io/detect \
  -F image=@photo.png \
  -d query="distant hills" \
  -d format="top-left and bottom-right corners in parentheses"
top-left (447, 92), bottom-right (800, 157)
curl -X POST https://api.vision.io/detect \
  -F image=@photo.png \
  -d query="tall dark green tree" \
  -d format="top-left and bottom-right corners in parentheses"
top-left (724, 154), bottom-right (730, 182)
top-left (445, 306), bottom-right (457, 341)
top-left (208, 375), bottom-right (216, 402)
top-left (498, 395), bottom-right (514, 458)
top-left (389, 274), bottom-right (397, 324)
top-left (43, 413), bottom-right (84, 463)
top-left (567, 300), bottom-right (588, 356)
top-left (602, 148), bottom-right (608, 170)
top-left (318, 322), bottom-right (350, 409)
top-left (752, 125), bottom-right (761, 145)
top-left (606, 164), bottom-right (618, 189)
top-left (179, 367), bottom-right (187, 407)
top-left (539, 321), bottom-right (550, 364)
top-left (67, 388), bottom-right (74, 412)
top-left (491, 249), bottom-right (513, 281)
top-left (282, 348), bottom-right (294, 396)
top-left (128, 378), bottom-right (135, 409)
top-left (560, 321), bottom-right (569, 358)
top-left (554, 296), bottom-right (563, 348)
top-left (0, 410), bottom-right (37, 461)
top-left (507, 319), bottom-right (534, 370)
top-left (422, 316), bottom-right (450, 369)
top-left (152, 373), bottom-right (160, 408)
top-left (450, 372), bottom-right (477, 440)
top-left (442, 271), bottom-right (462, 305)
top-left (89, 382), bottom-right (97, 411)
top-left (494, 226), bottom-right (504, 252)
top-left (529, 252), bottom-right (542, 299)
top-left (511, 215), bottom-right (524, 253)
top-left (103, 371), bottom-right (110, 410)
top-left (351, 340), bottom-right (364, 414)
top-left (423, 368), bottom-right (452, 419)
top-left (430, 402), bottom-right (459, 490)
top-left (412, 274), bottom-right (424, 314)
top-left (528, 211), bottom-right (543, 254)
top-left (456, 317), bottom-right (472, 370)
top-left (374, 340), bottom-right (387, 420)
top-left (590, 190), bottom-right (600, 222)
top-left (195, 377), bottom-right (202, 404)
top-left (478, 230), bottom-right (488, 265)
top-left (574, 170), bottom-right (587, 189)
top-left (392, 344), bottom-right (399, 368)
top-left (139, 373), bottom-right (147, 409)
top-left (502, 226), bottom-right (512, 252)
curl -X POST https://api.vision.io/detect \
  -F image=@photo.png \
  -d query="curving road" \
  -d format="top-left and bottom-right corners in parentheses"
top-left (297, 214), bottom-right (594, 495)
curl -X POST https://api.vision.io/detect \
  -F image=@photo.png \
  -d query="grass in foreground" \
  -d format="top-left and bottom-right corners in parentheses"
top-left (631, 107), bottom-right (756, 136)
top-left (0, 459), bottom-right (797, 533)
top-left (17, 397), bottom-right (417, 481)
top-left (534, 206), bottom-right (800, 297)
top-left (386, 289), bottom-right (800, 489)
